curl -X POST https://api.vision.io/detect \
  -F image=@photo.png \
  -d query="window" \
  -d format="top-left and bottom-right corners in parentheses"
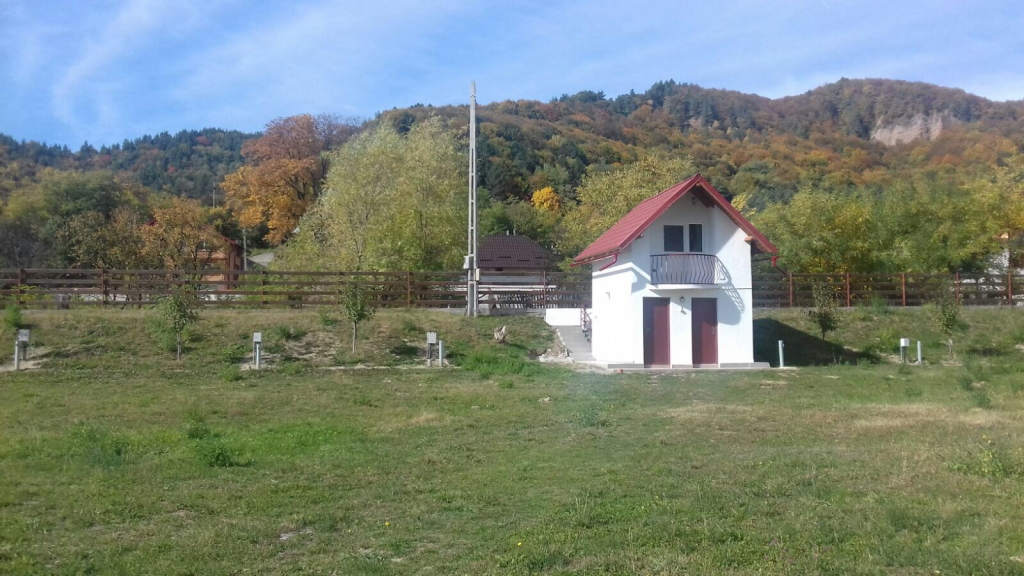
top-left (664, 225), bottom-right (686, 252)
top-left (688, 224), bottom-right (703, 253)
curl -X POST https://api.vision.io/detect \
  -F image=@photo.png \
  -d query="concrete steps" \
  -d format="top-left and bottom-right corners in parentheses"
top-left (555, 326), bottom-right (594, 362)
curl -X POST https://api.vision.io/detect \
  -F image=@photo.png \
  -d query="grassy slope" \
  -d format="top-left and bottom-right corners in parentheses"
top-left (2, 309), bottom-right (1024, 574)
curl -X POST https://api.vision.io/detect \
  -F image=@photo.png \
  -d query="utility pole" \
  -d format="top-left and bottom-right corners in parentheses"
top-left (466, 81), bottom-right (479, 317)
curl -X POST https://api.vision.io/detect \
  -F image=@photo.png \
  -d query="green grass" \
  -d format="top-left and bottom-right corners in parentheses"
top-left (3, 308), bottom-right (1024, 573)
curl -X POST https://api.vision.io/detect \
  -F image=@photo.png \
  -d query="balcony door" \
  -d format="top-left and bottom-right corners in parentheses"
top-left (691, 298), bottom-right (718, 366)
top-left (643, 297), bottom-right (671, 367)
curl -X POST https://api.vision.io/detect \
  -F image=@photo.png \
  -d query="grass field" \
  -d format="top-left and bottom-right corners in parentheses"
top-left (3, 307), bottom-right (1024, 574)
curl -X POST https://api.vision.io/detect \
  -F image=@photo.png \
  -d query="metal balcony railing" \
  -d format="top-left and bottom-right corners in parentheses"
top-left (650, 254), bottom-right (724, 285)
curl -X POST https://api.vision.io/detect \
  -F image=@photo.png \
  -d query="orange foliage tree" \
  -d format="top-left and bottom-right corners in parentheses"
top-left (141, 198), bottom-right (227, 270)
top-left (222, 114), bottom-right (356, 244)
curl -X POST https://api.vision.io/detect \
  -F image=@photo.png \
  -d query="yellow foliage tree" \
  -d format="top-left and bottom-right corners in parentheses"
top-left (531, 187), bottom-right (562, 212)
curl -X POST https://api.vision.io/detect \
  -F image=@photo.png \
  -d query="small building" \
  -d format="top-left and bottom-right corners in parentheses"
top-left (477, 234), bottom-right (553, 311)
top-left (573, 175), bottom-right (777, 369)
top-left (477, 234), bottom-right (551, 281)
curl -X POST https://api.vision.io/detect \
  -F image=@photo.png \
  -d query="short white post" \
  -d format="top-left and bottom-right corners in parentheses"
top-left (252, 332), bottom-right (262, 369)
top-left (15, 329), bottom-right (30, 369)
top-left (917, 340), bottom-right (922, 365)
top-left (778, 340), bottom-right (785, 368)
top-left (438, 340), bottom-right (444, 367)
top-left (426, 332), bottom-right (437, 367)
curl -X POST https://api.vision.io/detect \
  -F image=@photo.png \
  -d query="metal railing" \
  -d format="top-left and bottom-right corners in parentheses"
top-left (650, 254), bottom-right (723, 285)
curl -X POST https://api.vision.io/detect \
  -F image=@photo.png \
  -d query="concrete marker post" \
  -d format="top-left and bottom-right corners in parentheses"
top-left (253, 332), bottom-right (263, 370)
top-left (778, 340), bottom-right (785, 368)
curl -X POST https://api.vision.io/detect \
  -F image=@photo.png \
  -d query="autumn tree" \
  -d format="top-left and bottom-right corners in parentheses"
top-left (222, 114), bottom-right (356, 244)
top-left (141, 197), bottom-right (227, 270)
top-left (277, 117), bottom-right (465, 271)
top-left (531, 187), bottom-right (562, 212)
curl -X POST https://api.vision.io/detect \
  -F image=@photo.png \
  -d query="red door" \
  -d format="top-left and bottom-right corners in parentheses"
top-left (643, 297), bottom-right (671, 366)
top-left (691, 298), bottom-right (718, 365)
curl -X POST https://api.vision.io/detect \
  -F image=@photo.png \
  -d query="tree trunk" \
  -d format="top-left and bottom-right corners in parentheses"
top-left (352, 322), bottom-right (357, 354)
top-left (176, 331), bottom-right (183, 361)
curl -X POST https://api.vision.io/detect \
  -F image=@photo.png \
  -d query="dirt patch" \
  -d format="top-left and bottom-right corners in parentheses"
top-left (284, 332), bottom-right (342, 362)
top-left (0, 346), bottom-right (50, 372)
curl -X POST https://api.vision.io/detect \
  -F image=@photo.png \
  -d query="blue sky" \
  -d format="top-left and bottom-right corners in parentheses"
top-left (2, 0), bottom-right (1023, 147)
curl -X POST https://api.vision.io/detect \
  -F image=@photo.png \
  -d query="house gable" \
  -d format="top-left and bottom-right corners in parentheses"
top-left (573, 175), bottom-right (776, 265)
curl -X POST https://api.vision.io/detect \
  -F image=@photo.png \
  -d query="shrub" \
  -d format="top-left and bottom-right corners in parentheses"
top-left (222, 343), bottom-right (248, 364)
top-left (68, 425), bottom-right (132, 468)
top-left (194, 439), bottom-right (244, 468)
top-left (951, 441), bottom-right (1024, 479)
top-left (3, 305), bottom-right (25, 331)
top-left (270, 325), bottom-right (306, 341)
top-left (970, 389), bottom-right (992, 409)
top-left (955, 372), bottom-right (974, 391)
top-left (460, 349), bottom-right (540, 379)
top-left (221, 365), bottom-right (243, 382)
top-left (868, 294), bottom-right (890, 316)
top-left (184, 415), bottom-right (212, 441)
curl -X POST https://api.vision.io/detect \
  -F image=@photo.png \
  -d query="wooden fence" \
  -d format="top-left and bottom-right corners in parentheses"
top-left (751, 272), bottom-right (1024, 308)
top-left (0, 269), bottom-right (591, 310)
top-left (2, 269), bottom-right (1022, 310)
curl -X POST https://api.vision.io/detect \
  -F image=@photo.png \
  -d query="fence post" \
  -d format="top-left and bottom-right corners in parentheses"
top-left (788, 273), bottom-right (795, 307)
top-left (955, 272), bottom-right (962, 305)
top-left (16, 268), bottom-right (24, 307)
top-left (541, 270), bottom-right (548, 309)
top-left (260, 270), bottom-right (267, 307)
top-left (845, 273), bottom-right (852, 308)
top-left (1009, 271), bottom-right (1014, 307)
top-left (901, 273), bottom-right (907, 307)
top-left (406, 271), bottom-right (412, 308)
top-left (100, 269), bottom-right (108, 307)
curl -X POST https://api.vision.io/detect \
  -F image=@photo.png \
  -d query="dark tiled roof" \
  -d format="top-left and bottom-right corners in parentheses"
top-left (478, 235), bottom-right (551, 270)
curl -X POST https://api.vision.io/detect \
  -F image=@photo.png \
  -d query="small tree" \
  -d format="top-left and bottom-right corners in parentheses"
top-left (933, 284), bottom-right (967, 358)
top-left (160, 284), bottom-right (200, 361)
top-left (339, 283), bottom-right (375, 354)
top-left (807, 281), bottom-right (840, 341)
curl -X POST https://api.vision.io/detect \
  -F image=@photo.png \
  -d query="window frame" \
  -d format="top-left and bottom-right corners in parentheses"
top-left (663, 225), bottom-right (687, 252)
top-left (688, 223), bottom-right (704, 253)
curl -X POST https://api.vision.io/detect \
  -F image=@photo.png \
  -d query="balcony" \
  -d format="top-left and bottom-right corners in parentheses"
top-left (650, 254), bottom-right (724, 285)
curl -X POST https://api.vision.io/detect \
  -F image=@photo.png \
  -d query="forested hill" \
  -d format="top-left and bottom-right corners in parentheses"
top-left (3, 78), bottom-right (1024, 209)
top-left (0, 128), bottom-right (255, 202)
top-left (383, 78), bottom-right (1024, 207)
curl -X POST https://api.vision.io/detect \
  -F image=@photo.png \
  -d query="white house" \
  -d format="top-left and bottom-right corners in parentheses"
top-left (572, 174), bottom-right (777, 369)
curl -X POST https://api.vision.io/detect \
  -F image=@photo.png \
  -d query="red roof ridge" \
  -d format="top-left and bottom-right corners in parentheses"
top-left (572, 174), bottom-right (776, 265)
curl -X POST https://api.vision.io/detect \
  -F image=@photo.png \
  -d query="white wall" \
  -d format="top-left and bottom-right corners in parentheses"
top-left (544, 308), bottom-right (591, 326)
top-left (588, 194), bottom-right (755, 366)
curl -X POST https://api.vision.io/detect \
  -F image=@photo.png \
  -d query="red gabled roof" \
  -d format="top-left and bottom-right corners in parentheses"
top-left (572, 174), bottom-right (776, 265)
